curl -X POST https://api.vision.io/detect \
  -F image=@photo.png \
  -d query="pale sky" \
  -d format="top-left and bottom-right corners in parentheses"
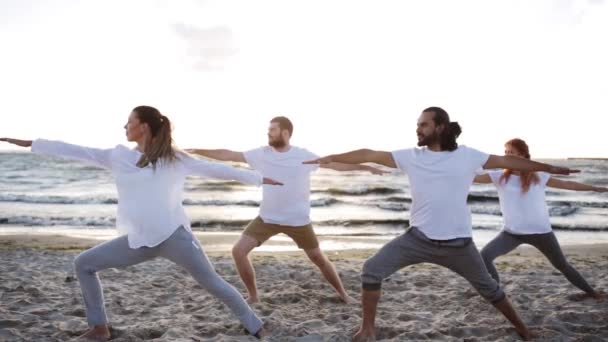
top-left (1, 0), bottom-right (607, 158)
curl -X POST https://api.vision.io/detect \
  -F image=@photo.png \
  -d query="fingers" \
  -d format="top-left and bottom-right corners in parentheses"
top-left (551, 166), bottom-right (581, 175)
top-left (303, 156), bottom-right (332, 164)
top-left (262, 177), bottom-right (283, 186)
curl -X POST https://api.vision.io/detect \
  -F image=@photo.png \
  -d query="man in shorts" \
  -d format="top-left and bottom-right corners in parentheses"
top-left (188, 116), bottom-right (384, 303)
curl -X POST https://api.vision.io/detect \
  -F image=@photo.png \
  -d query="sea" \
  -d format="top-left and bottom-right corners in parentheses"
top-left (1, 152), bottom-right (607, 250)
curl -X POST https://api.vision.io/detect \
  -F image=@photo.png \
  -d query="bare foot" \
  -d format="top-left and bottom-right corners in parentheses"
top-left (353, 327), bottom-right (376, 342)
top-left (246, 295), bottom-right (260, 304)
top-left (515, 327), bottom-right (539, 341)
top-left (340, 294), bottom-right (357, 305)
top-left (246, 327), bottom-right (269, 339)
top-left (77, 326), bottom-right (111, 341)
top-left (570, 291), bottom-right (606, 301)
top-left (591, 291), bottom-right (607, 301)
top-left (256, 327), bottom-right (270, 338)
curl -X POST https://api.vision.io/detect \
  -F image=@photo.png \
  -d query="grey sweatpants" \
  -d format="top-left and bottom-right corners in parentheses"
top-left (481, 231), bottom-right (595, 294)
top-left (361, 227), bottom-right (505, 303)
top-left (73, 226), bottom-right (263, 334)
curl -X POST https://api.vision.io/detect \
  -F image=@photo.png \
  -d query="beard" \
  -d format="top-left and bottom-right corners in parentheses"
top-left (268, 136), bottom-right (287, 148)
top-left (417, 131), bottom-right (440, 147)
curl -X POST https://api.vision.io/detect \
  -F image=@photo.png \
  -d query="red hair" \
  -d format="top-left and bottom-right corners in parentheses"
top-left (499, 138), bottom-right (539, 193)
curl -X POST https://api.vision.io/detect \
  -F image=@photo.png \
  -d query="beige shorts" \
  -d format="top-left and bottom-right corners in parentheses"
top-left (243, 216), bottom-right (319, 250)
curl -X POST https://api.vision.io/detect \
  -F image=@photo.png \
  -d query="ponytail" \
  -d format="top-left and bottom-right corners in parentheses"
top-left (133, 106), bottom-right (177, 169)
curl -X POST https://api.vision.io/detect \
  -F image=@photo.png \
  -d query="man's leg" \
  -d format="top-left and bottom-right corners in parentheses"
top-left (480, 231), bottom-right (522, 283)
top-left (438, 241), bottom-right (537, 340)
top-left (233, 217), bottom-right (276, 303)
top-left (354, 288), bottom-right (381, 342)
top-left (304, 247), bottom-right (354, 303)
top-left (354, 229), bottom-right (426, 342)
top-left (232, 234), bottom-right (263, 303)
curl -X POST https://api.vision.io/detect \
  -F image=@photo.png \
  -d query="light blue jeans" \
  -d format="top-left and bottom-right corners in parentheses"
top-left (74, 226), bottom-right (263, 334)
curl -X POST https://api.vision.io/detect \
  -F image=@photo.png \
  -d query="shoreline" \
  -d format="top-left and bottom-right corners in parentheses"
top-left (1, 227), bottom-right (608, 253)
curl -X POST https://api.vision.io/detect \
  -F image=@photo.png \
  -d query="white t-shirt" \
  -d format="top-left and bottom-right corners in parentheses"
top-left (244, 145), bottom-right (319, 226)
top-left (391, 145), bottom-right (489, 240)
top-left (32, 139), bottom-right (263, 248)
top-left (488, 170), bottom-right (552, 234)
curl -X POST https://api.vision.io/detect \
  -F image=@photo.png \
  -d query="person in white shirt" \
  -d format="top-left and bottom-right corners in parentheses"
top-left (474, 138), bottom-right (607, 300)
top-left (187, 116), bottom-right (385, 304)
top-left (1, 106), bottom-right (282, 341)
top-left (304, 107), bottom-right (580, 341)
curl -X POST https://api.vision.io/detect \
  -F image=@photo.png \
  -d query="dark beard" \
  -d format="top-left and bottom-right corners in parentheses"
top-left (417, 132), bottom-right (440, 147)
top-left (269, 137), bottom-right (286, 148)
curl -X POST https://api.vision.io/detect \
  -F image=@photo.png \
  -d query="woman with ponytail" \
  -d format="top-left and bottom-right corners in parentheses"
top-left (1, 106), bottom-right (281, 340)
top-left (475, 138), bottom-right (607, 300)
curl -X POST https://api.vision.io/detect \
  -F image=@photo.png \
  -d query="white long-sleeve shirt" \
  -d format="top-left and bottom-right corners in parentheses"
top-left (31, 139), bottom-right (263, 248)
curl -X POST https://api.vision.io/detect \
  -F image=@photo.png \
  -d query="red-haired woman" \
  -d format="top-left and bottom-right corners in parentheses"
top-left (475, 138), bottom-right (607, 300)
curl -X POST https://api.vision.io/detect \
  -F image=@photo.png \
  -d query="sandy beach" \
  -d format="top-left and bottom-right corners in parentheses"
top-left (1, 232), bottom-right (607, 341)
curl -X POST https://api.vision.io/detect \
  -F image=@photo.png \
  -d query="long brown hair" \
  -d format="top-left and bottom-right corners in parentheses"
top-left (499, 138), bottom-right (539, 193)
top-left (133, 106), bottom-right (177, 168)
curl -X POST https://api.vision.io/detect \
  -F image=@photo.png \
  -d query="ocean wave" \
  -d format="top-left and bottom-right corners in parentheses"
top-left (0, 215), bottom-right (115, 227)
top-left (551, 224), bottom-right (608, 231)
top-left (549, 206), bottom-right (578, 217)
top-left (182, 199), bottom-right (260, 207)
top-left (312, 187), bottom-right (402, 196)
top-left (467, 194), bottom-right (499, 203)
top-left (190, 219), bottom-right (252, 229)
top-left (310, 198), bottom-right (340, 207)
top-left (384, 196), bottom-right (412, 203)
top-left (316, 219), bottom-right (410, 227)
top-left (1, 215), bottom-right (606, 231)
top-left (184, 180), bottom-right (246, 191)
top-left (377, 203), bottom-right (408, 211)
top-left (0, 194), bottom-right (118, 205)
top-left (469, 206), bottom-right (502, 216)
top-left (0, 193), bottom-right (341, 208)
top-left (548, 200), bottom-right (608, 209)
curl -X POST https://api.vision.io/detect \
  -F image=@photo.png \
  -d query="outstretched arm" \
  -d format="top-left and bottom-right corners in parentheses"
top-left (473, 174), bottom-right (492, 184)
top-left (0, 138), bottom-right (32, 147)
top-left (185, 148), bottom-right (246, 163)
top-left (181, 153), bottom-right (281, 186)
top-left (483, 155), bottom-right (579, 175)
top-left (2, 138), bottom-right (112, 169)
top-left (321, 162), bottom-right (388, 175)
top-left (304, 149), bottom-right (397, 168)
top-left (547, 177), bottom-right (608, 192)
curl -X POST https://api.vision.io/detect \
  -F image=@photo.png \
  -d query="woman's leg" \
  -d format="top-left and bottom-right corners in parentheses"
top-left (480, 231), bottom-right (522, 283)
top-left (160, 227), bottom-right (264, 335)
top-left (74, 235), bottom-right (158, 327)
top-left (526, 232), bottom-right (597, 295)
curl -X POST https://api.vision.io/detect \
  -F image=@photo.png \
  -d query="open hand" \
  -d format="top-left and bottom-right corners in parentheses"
top-left (303, 155), bottom-right (333, 165)
top-left (263, 177), bottom-right (283, 186)
top-left (367, 167), bottom-right (389, 175)
top-left (548, 165), bottom-right (580, 175)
